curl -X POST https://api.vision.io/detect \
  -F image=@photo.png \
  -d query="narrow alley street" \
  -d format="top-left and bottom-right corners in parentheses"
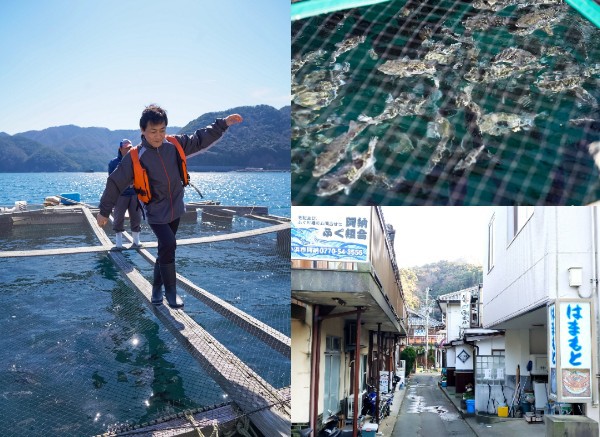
top-left (391, 372), bottom-right (475, 437)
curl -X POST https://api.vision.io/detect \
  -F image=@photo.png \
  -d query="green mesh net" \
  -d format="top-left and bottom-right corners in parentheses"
top-left (0, 211), bottom-right (290, 436)
top-left (292, 0), bottom-right (600, 205)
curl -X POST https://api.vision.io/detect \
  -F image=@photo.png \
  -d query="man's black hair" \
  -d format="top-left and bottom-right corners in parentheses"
top-left (140, 104), bottom-right (168, 130)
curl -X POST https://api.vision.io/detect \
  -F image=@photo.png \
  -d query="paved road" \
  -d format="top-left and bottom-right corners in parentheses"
top-left (391, 373), bottom-right (476, 437)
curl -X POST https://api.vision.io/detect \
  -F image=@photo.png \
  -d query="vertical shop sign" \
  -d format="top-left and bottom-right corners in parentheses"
top-left (548, 299), bottom-right (595, 402)
top-left (459, 289), bottom-right (471, 336)
top-left (548, 303), bottom-right (557, 397)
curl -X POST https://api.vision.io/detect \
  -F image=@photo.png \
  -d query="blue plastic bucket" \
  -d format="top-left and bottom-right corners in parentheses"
top-left (60, 193), bottom-right (81, 205)
top-left (466, 399), bottom-right (475, 413)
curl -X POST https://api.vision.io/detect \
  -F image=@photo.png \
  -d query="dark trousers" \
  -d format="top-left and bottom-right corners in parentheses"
top-left (112, 195), bottom-right (142, 233)
top-left (149, 218), bottom-right (180, 265)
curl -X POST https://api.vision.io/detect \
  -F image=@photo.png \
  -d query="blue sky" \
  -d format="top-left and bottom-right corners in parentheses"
top-left (382, 207), bottom-right (493, 267)
top-left (0, 0), bottom-right (290, 134)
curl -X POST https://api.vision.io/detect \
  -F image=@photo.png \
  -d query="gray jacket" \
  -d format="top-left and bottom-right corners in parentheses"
top-left (99, 118), bottom-right (229, 224)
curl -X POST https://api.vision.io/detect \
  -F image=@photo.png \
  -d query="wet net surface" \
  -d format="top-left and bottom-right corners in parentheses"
top-left (292, 0), bottom-right (600, 205)
top-left (0, 214), bottom-right (290, 436)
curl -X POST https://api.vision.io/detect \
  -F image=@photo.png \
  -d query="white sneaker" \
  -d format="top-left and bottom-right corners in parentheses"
top-left (132, 231), bottom-right (141, 246)
top-left (115, 232), bottom-right (123, 249)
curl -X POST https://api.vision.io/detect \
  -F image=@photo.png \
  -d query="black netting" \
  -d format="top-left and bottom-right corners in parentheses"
top-left (0, 212), bottom-right (290, 436)
top-left (292, 0), bottom-right (600, 205)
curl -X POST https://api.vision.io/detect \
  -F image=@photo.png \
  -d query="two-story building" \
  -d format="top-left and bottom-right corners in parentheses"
top-left (437, 284), bottom-right (506, 412)
top-left (406, 308), bottom-right (444, 369)
top-left (484, 206), bottom-right (599, 426)
top-left (291, 207), bottom-right (408, 437)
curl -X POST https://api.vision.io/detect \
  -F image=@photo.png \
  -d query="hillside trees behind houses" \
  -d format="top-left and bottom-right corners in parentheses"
top-left (399, 260), bottom-right (482, 316)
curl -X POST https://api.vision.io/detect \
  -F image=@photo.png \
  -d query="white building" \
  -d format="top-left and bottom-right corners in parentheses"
top-left (437, 285), bottom-right (505, 407)
top-left (484, 206), bottom-right (599, 424)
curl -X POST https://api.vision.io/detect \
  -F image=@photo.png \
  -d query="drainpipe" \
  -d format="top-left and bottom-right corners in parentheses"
top-left (376, 323), bottom-right (382, 424)
top-left (591, 207), bottom-right (600, 407)
top-left (368, 331), bottom-right (374, 384)
top-left (353, 308), bottom-right (362, 437)
top-left (465, 337), bottom-right (479, 401)
top-left (388, 336), bottom-right (392, 393)
top-left (393, 335), bottom-right (398, 387)
top-left (310, 305), bottom-right (321, 437)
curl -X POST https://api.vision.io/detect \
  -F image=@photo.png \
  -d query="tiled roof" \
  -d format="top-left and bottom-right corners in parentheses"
top-left (437, 285), bottom-right (480, 302)
top-left (407, 309), bottom-right (443, 327)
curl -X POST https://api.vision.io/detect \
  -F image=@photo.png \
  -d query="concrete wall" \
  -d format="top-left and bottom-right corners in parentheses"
top-left (505, 329), bottom-right (530, 378)
top-left (484, 207), bottom-right (555, 327)
top-left (529, 328), bottom-right (546, 355)
top-left (477, 336), bottom-right (505, 355)
top-left (446, 303), bottom-right (462, 340)
top-left (455, 344), bottom-right (474, 371)
top-left (291, 306), bottom-right (313, 423)
top-left (446, 347), bottom-right (456, 367)
top-left (484, 207), bottom-right (594, 328)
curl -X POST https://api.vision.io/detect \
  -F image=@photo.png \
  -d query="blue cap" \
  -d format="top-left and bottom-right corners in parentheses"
top-left (120, 139), bottom-right (132, 147)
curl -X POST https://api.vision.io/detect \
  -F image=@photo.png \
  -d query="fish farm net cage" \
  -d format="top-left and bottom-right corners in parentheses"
top-left (292, 0), bottom-right (600, 205)
top-left (0, 205), bottom-right (291, 437)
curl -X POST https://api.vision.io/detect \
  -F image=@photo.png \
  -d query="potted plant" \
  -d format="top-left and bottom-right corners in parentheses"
top-left (462, 383), bottom-right (474, 400)
top-left (462, 383), bottom-right (475, 412)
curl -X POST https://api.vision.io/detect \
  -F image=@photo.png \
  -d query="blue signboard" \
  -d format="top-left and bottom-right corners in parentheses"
top-left (292, 207), bottom-right (371, 262)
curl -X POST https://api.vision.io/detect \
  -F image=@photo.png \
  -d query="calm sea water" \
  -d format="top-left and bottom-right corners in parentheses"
top-left (0, 171), bottom-right (290, 436)
top-left (0, 171), bottom-right (291, 217)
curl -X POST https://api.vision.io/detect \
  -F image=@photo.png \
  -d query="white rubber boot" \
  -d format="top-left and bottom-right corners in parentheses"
top-left (132, 231), bottom-right (141, 246)
top-left (115, 232), bottom-right (123, 249)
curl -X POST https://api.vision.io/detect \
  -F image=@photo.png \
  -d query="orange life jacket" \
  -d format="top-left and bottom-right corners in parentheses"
top-left (130, 135), bottom-right (189, 204)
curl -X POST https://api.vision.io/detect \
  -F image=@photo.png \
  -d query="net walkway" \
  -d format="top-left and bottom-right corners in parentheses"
top-left (0, 205), bottom-right (291, 436)
top-left (292, 0), bottom-right (600, 205)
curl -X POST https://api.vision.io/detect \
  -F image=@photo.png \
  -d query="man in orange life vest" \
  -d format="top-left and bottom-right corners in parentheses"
top-left (97, 104), bottom-right (243, 308)
top-left (108, 138), bottom-right (143, 249)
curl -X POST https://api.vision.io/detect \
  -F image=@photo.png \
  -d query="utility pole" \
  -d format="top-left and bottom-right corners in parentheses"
top-left (425, 287), bottom-right (429, 371)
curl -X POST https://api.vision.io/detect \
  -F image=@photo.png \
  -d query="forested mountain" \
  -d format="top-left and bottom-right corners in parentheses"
top-left (400, 260), bottom-right (483, 317)
top-left (180, 105), bottom-right (291, 170)
top-left (8, 126), bottom-right (180, 172)
top-left (0, 105), bottom-right (290, 172)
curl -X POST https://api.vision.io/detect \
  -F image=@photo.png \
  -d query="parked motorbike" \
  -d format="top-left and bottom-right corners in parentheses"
top-left (362, 385), bottom-right (377, 417)
top-left (361, 384), bottom-right (393, 422)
